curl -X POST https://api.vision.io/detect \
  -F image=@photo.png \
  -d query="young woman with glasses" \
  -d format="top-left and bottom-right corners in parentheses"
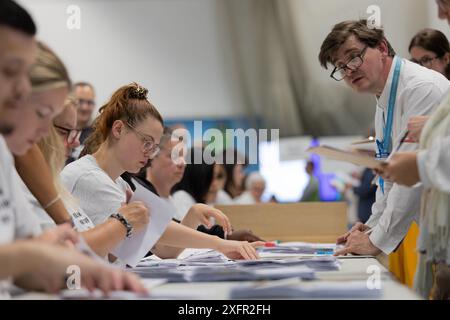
top-left (61, 83), bottom-right (262, 264)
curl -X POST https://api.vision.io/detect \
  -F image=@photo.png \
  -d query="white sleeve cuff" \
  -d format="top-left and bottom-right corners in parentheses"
top-left (369, 224), bottom-right (403, 254)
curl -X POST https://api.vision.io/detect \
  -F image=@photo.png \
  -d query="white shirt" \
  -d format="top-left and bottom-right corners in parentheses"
top-left (0, 136), bottom-right (42, 299)
top-left (171, 190), bottom-right (196, 221)
top-left (234, 191), bottom-right (256, 205)
top-left (60, 155), bottom-right (129, 226)
top-left (215, 189), bottom-right (234, 205)
top-left (366, 57), bottom-right (450, 254)
top-left (21, 180), bottom-right (95, 233)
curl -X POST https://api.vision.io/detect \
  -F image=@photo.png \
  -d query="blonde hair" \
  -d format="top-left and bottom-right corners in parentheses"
top-left (30, 41), bottom-right (71, 92)
top-left (37, 96), bottom-right (78, 207)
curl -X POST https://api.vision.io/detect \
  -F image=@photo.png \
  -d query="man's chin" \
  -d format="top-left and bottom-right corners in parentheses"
top-left (351, 82), bottom-right (370, 93)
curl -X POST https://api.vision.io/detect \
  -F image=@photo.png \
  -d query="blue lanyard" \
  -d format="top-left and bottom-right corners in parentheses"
top-left (376, 57), bottom-right (402, 193)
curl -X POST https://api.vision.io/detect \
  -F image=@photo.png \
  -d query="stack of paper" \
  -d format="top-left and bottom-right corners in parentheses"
top-left (131, 267), bottom-right (188, 282)
top-left (184, 265), bottom-right (316, 282)
top-left (229, 279), bottom-right (383, 299)
top-left (235, 256), bottom-right (341, 272)
top-left (258, 244), bottom-right (338, 255)
top-left (132, 263), bottom-right (316, 283)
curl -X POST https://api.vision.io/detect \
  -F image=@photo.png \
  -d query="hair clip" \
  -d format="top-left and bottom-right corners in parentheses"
top-left (129, 85), bottom-right (148, 100)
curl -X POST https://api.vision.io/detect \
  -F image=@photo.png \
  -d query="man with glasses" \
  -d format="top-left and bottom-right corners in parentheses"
top-left (68, 82), bottom-right (96, 163)
top-left (318, 20), bottom-right (450, 256)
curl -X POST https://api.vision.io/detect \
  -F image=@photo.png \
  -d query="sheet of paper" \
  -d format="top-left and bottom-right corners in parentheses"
top-left (229, 280), bottom-right (382, 299)
top-left (112, 178), bottom-right (175, 267)
top-left (307, 145), bottom-right (385, 169)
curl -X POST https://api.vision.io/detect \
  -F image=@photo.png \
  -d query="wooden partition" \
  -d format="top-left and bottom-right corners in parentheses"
top-left (215, 202), bottom-right (347, 243)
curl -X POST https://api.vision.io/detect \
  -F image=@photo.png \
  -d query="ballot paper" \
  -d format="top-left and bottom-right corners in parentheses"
top-left (257, 243), bottom-right (343, 256)
top-left (112, 178), bottom-right (175, 267)
top-left (181, 249), bottom-right (229, 263)
top-left (235, 256), bottom-right (341, 272)
top-left (229, 279), bottom-right (382, 299)
top-left (136, 249), bottom-right (234, 268)
top-left (184, 265), bottom-right (316, 282)
top-left (307, 145), bottom-right (385, 170)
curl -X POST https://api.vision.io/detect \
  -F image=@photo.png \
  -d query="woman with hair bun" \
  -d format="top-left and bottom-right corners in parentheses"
top-left (62, 83), bottom-right (262, 262)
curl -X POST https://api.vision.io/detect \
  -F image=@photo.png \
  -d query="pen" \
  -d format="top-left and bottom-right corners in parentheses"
top-left (364, 228), bottom-right (373, 235)
top-left (393, 130), bottom-right (410, 153)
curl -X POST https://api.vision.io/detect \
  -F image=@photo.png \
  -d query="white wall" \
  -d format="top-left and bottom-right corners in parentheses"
top-left (18, 0), bottom-right (247, 120)
top-left (17, 0), bottom-right (450, 128)
top-left (428, 0), bottom-right (450, 39)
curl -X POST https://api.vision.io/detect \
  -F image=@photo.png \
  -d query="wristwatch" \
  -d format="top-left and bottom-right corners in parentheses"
top-left (110, 213), bottom-right (133, 238)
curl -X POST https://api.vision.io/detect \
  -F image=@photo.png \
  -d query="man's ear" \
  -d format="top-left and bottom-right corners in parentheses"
top-left (111, 120), bottom-right (124, 139)
top-left (378, 39), bottom-right (389, 58)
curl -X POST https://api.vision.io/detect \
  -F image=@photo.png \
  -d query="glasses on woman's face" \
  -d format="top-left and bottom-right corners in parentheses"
top-left (331, 46), bottom-right (368, 81)
top-left (411, 55), bottom-right (441, 68)
top-left (53, 124), bottom-right (81, 144)
top-left (126, 122), bottom-right (160, 157)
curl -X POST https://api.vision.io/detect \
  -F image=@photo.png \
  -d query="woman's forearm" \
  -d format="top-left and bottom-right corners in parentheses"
top-left (157, 221), bottom-right (221, 250)
top-left (81, 219), bottom-right (127, 257)
top-left (0, 241), bottom-right (36, 279)
top-left (151, 243), bottom-right (184, 259)
top-left (14, 144), bottom-right (71, 224)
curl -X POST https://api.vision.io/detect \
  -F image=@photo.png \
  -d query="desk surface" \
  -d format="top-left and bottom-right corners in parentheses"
top-left (149, 257), bottom-right (421, 300)
top-left (15, 256), bottom-right (421, 300)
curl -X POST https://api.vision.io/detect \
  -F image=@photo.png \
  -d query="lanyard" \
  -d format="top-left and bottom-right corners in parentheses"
top-left (376, 56), bottom-right (402, 193)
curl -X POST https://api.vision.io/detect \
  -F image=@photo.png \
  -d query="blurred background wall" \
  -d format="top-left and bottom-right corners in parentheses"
top-left (18, 0), bottom-right (447, 137)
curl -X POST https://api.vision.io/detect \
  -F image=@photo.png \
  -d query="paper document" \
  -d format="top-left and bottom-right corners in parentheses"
top-left (112, 178), bottom-right (175, 267)
top-left (230, 280), bottom-right (382, 299)
top-left (307, 145), bottom-right (385, 169)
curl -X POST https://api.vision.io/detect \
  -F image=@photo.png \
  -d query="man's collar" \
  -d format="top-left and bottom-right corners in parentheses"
top-left (377, 56), bottom-right (400, 110)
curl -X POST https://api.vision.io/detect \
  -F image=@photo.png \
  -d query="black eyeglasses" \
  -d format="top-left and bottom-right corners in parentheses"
top-left (331, 46), bottom-right (368, 81)
top-left (126, 122), bottom-right (160, 157)
top-left (53, 124), bottom-right (81, 144)
top-left (410, 55), bottom-right (441, 68)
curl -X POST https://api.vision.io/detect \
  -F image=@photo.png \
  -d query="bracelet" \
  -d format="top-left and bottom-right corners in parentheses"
top-left (110, 213), bottom-right (133, 238)
top-left (43, 195), bottom-right (61, 210)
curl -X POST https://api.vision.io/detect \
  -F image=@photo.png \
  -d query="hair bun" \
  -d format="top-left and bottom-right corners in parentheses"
top-left (129, 84), bottom-right (148, 100)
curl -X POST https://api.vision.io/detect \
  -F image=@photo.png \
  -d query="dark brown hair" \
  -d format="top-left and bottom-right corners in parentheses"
top-left (409, 28), bottom-right (450, 79)
top-left (319, 19), bottom-right (396, 69)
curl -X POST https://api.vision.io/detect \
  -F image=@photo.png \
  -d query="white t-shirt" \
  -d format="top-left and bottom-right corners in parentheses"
top-left (0, 136), bottom-right (42, 299)
top-left (61, 155), bottom-right (129, 226)
top-left (234, 191), bottom-right (256, 205)
top-left (171, 190), bottom-right (196, 221)
top-left (215, 189), bottom-right (234, 205)
top-left (21, 180), bottom-right (95, 232)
